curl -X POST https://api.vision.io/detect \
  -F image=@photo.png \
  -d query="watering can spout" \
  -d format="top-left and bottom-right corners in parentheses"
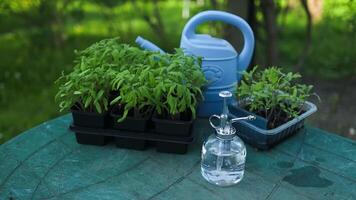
top-left (135, 36), bottom-right (165, 53)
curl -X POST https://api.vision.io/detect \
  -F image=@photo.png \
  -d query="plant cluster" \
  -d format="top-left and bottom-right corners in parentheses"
top-left (110, 49), bottom-right (206, 121)
top-left (236, 66), bottom-right (314, 129)
top-left (55, 38), bottom-right (124, 114)
top-left (56, 37), bottom-right (206, 122)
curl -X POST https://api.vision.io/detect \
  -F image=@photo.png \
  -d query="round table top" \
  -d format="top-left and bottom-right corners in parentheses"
top-left (1, 114), bottom-right (356, 200)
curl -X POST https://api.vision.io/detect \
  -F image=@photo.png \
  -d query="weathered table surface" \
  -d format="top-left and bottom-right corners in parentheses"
top-left (0, 114), bottom-right (355, 200)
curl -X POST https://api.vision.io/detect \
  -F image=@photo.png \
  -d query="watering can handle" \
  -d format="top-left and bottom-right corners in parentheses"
top-left (182, 10), bottom-right (255, 72)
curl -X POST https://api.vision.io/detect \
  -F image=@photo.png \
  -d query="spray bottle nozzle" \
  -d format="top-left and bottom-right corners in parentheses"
top-left (209, 91), bottom-right (256, 135)
top-left (231, 115), bottom-right (256, 123)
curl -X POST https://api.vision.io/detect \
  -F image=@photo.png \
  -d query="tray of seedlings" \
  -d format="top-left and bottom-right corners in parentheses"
top-left (55, 38), bottom-right (206, 154)
top-left (230, 66), bottom-right (317, 150)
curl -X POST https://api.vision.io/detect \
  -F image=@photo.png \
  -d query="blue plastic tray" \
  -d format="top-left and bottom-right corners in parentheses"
top-left (229, 101), bottom-right (317, 150)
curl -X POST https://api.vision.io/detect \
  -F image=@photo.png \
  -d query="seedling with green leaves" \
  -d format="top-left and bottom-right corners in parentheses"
top-left (55, 66), bottom-right (113, 113)
top-left (236, 66), bottom-right (315, 129)
top-left (110, 48), bottom-right (206, 122)
top-left (110, 69), bottom-right (156, 122)
top-left (150, 50), bottom-right (206, 120)
top-left (55, 37), bottom-right (125, 114)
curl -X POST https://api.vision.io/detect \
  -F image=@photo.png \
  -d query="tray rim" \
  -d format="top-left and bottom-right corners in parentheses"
top-left (230, 101), bottom-right (317, 135)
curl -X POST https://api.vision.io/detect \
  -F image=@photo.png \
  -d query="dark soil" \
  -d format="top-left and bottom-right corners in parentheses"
top-left (250, 107), bottom-right (304, 129)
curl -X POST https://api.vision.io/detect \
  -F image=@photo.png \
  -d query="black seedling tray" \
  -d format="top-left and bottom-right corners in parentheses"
top-left (69, 124), bottom-right (195, 154)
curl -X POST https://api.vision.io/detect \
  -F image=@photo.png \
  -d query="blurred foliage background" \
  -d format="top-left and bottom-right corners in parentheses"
top-left (0, 0), bottom-right (355, 144)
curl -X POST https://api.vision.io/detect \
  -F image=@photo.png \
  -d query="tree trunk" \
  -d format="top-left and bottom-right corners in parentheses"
top-left (182, 0), bottom-right (190, 19)
top-left (224, 0), bottom-right (248, 52)
top-left (260, 0), bottom-right (278, 66)
top-left (247, 0), bottom-right (257, 66)
top-left (151, 0), bottom-right (166, 41)
top-left (132, 0), bottom-right (167, 43)
top-left (210, 0), bottom-right (218, 9)
top-left (295, 0), bottom-right (312, 70)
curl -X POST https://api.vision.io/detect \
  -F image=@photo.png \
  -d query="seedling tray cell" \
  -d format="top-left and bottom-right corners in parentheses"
top-left (110, 110), bottom-right (151, 132)
top-left (152, 117), bottom-right (193, 136)
top-left (71, 109), bottom-right (108, 128)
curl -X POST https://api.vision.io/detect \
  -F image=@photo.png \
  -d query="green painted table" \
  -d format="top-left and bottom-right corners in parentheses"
top-left (0, 114), bottom-right (355, 200)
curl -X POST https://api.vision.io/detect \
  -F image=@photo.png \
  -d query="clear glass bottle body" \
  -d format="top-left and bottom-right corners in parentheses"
top-left (201, 133), bottom-right (246, 186)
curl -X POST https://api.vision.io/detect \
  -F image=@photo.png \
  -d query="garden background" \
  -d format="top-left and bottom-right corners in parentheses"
top-left (0, 0), bottom-right (355, 144)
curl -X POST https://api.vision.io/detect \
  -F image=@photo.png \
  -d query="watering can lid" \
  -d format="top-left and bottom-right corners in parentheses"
top-left (183, 34), bottom-right (237, 59)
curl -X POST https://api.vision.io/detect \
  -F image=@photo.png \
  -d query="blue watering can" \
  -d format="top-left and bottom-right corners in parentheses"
top-left (136, 10), bottom-right (255, 117)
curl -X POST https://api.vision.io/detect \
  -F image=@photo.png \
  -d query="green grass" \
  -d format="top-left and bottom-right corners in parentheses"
top-left (0, 86), bottom-right (60, 143)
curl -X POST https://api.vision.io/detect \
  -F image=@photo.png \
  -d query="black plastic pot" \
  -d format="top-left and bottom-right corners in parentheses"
top-left (152, 112), bottom-right (193, 136)
top-left (71, 107), bottom-right (108, 128)
top-left (110, 108), bottom-right (151, 132)
top-left (74, 132), bottom-right (108, 146)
